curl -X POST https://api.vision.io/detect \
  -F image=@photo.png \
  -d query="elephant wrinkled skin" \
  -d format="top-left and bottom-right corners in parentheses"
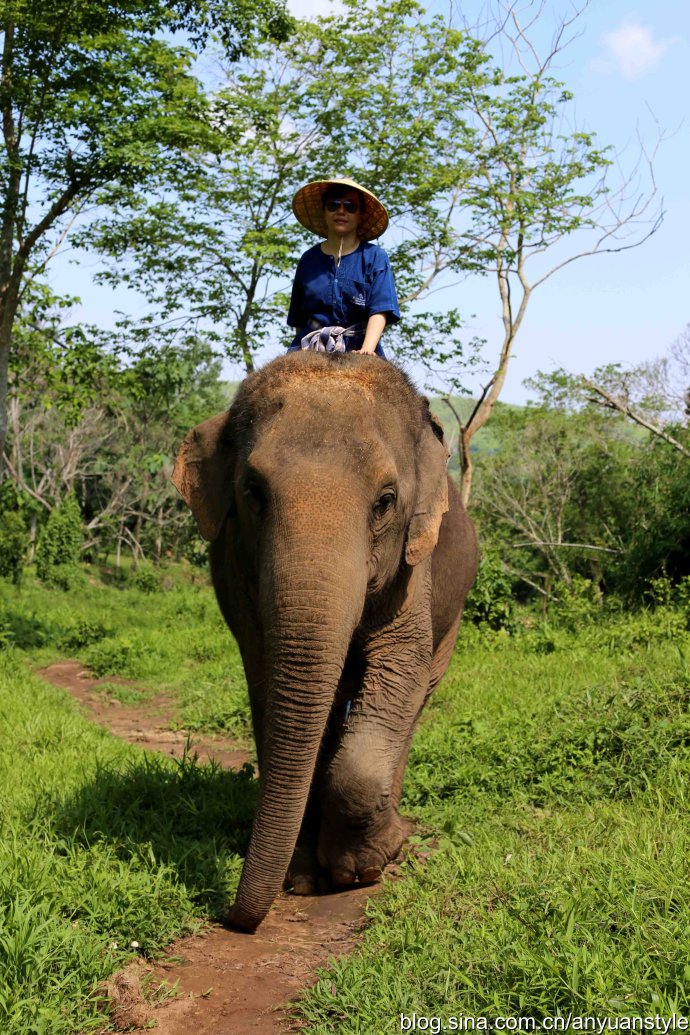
top-left (172, 351), bottom-right (478, 931)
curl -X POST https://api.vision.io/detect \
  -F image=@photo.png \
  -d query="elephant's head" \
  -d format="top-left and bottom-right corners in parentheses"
top-left (172, 352), bottom-right (450, 929)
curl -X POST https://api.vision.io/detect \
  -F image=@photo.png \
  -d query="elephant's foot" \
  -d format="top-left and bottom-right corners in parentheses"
top-left (284, 843), bottom-right (320, 896)
top-left (318, 809), bottom-right (406, 887)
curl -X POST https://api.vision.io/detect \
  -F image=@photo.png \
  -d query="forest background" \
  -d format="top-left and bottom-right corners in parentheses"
top-left (0, 0), bottom-right (688, 609)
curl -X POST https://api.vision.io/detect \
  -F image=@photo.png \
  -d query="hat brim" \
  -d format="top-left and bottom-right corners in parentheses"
top-left (292, 178), bottom-right (389, 241)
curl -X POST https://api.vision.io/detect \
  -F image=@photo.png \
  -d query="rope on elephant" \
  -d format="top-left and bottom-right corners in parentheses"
top-left (300, 324), bottom-right (359, 353)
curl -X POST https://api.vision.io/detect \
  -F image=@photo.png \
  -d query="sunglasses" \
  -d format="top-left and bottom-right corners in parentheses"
top-left (324, 198), bottom-right (360, 214)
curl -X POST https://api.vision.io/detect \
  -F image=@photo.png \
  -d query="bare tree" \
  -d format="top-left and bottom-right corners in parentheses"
top-left (416, 0), bottom-right (664, 503)
top-left (566, 322), bottom-right (690, 456)
top-left (582, 377), bottom-right (690, 459)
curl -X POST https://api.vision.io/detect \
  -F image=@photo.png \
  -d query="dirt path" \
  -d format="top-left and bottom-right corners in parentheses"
top-left (37, 661), bottom-right (391, 1034)
top-left (37, 661), bottom-right (252, 770)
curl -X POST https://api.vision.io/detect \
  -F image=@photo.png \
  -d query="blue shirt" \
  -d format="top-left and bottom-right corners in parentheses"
top-left (287, 241), bottom-right (400, 353)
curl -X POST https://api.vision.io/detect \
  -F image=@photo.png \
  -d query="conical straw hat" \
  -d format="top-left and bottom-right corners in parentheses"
top-left (292, 177), bottom-right (389, 241)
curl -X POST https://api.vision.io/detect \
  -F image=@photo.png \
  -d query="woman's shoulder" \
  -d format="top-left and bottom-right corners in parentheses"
top-left (298, 242), bottom-right (325, 263)
top-left (360, 241), bottom-right (392, 266)
top-left (293, 243), bottom-right (327, 281)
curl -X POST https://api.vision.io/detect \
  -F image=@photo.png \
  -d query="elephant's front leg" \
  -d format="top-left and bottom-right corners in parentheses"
top-left (283, 699), bottom-right (353, 894)
top-left (318, 575), bottom-right (433, 885)
top-left (284, 790), bottom-right (322, 894)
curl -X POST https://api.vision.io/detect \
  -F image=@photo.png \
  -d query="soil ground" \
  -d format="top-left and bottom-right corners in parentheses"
top-left (37, 661), bottom-right (393, 1034)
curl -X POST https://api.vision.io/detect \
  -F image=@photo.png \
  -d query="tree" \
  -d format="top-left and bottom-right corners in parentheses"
top-left (428, 2), bottom-right (661, 502)
top-left (563, 325), bottom-right (690, 457)
top-left (0, 0), bottom-right (291, 474)
top-left (80, 50), bottom-right (318, 373)
top-left (83, 0), bottom-right (659, 505)
top-left (473, 361), bottom-right (690, 602)
top-left (527, 321), bottom-right (690, 458)
top-left (471, 401), bottom-right (635, 597)
top-left (105, 337), bottom-right (230, 566)
top-left (581, 376), bottom-right (690, 460)
top-left (4, 282), bottom-right (120, 529)
top-left (80, 0), bottom-right (479, 374)
top-left (35, 491), bottom-right (83, 585)
top-left (4, 279), bottom-right (231, 564)
top-left (268, 0), bottom-right (660, 505)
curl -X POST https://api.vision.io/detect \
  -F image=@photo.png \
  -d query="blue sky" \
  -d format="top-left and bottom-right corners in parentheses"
top-left (50, 0), bottom-right (689, 404)
top-left (462, 0), bottom-right (690, 403)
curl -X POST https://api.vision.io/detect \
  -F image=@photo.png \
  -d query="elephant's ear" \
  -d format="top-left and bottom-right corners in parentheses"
top-left (171, 411), bottom-right (235, 541)
top-left (405, 406), bottom-right (450, 567)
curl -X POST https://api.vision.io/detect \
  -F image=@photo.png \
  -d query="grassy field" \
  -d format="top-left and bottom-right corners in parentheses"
top-left (0, 565), bottom-right (251, 735)
top-left (1, 566), bottom-right (689, 1033)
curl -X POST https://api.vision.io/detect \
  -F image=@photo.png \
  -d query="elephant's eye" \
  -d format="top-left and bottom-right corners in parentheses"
top-left (373, 490), bottom-right (396, 518)
top-left (244, 476), bottom-right (267, 515)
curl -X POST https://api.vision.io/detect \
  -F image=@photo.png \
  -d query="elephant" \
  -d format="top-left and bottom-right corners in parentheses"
top-left (172, 350), bottom-right (478, 932)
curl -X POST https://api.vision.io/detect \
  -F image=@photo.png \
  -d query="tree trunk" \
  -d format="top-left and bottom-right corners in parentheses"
top-left (130, 513), bottom-right (143, 571)
top-left (0, 280), bottom-right (22, 480)
top-left (28, 513), bottom-right (37, 562)
top-left (0, 332), bottom-right (9, 481)
top-left (154, 510), bottom-right (163, 565)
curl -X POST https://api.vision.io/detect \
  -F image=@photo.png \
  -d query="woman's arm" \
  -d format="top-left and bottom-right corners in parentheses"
top-left (287, 252), bottom-right (311, 329)
top-left (357, 313), bottom-right (387, 354)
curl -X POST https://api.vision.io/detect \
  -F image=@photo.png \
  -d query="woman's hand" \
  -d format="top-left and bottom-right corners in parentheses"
top-left (355, 313), bottom-right (387, 355)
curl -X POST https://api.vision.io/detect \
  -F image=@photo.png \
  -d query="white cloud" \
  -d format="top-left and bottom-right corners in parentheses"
top-left (287, 0), bottom-right (343, 18)
top-left (595, 20), bottom-right (680, 80)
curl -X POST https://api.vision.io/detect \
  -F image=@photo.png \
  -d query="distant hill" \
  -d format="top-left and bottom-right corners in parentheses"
top-left (219, 381), bottom-right (240, 405)
top-left (430, 396), bottom-right (523, 469)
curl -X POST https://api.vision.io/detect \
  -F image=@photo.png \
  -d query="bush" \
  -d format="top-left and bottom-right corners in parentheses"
top-left (46, 563), bottom-right (85, 591)
top-left (129, 563), bottom-right (161, 594)
top-left (647, 573), bottom-right (690, 613)
top-left (0, 511), bottom-right (28, 584)
top-left (0, 611), bottom-right (54, 650)
top-left (464, 554), bottom-right (516, 631)
top-left (59, 619), bottom-right (110, 652)
top-left (84, 637), bottom-right (151, 678)
top-left (549, 575), bottom-right (603, 631)
top-left (183, 534), bottom-right (208, 568)
top-left (0, 482), bottom-right (31, 584)
top-left (35, 495), bottom-right (83, 584)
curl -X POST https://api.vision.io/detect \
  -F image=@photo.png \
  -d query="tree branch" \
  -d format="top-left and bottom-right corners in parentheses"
top-left (510, 540), bottom-right (621, 554)
top-left (582, 377), bottom-right (690, 458)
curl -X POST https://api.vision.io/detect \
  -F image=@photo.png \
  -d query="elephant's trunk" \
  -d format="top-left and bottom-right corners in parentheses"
top-left (229, 527), bottom-right (367, 931)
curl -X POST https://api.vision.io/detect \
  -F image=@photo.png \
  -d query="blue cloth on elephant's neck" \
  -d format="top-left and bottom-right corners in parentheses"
top-left (287, 241), bottom-right (400, 356)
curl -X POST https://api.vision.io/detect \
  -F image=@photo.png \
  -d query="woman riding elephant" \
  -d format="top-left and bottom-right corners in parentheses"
top-left (287, 177), bottom-right (400, 357)
top-left (172, 350), bottom-right (477, 931)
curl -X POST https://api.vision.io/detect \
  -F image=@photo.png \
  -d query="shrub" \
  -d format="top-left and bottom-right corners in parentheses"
top-left (129, 563), bottom-right (161, 594)
top-left (549, 575), bottom-right (603, 631)
top-left (59, 619), bottom-right (110, 652)
top-left (0, 610), bottom-right (53, 650)
top-left (647, 573), bottom-right (690, 613)
top-left (35, 494), bottom-right (83, 584)
top-left (0, 482), bottom-right (31, 584)
top-left (0, 510), bottom-right (28, 584)
top-left (464, 554), bottom-right (516, 631)
top-left (46, 563), bottom-right (85, 591)
top-left (183, 534), bottom-right (208, 568)
top-left (84, 637), bottom-right (151, 678)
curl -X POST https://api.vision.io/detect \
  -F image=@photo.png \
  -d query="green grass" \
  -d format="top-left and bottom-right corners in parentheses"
top-left (0, 564), bottom-right (252, 736)
top-left (298, 630), bottom-right (690, 1030)
top-left (0, 625), bottom-right (255, 1034)
top-left (90, 680), bottom-right (158, 705)
top-left (2, 567), bottom-right (690, 1031)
